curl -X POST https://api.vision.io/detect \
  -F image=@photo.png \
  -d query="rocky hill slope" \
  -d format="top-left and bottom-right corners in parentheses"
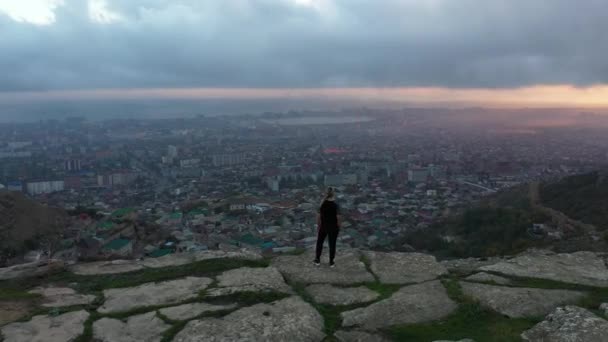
top-left (0, 191), bottom-right (68, 265)
top-left (1, 248), bottom-right (608, 341)
top-left (403, 171), bottom-right (608, 258)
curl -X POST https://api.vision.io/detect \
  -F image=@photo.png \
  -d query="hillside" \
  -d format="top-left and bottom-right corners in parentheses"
top-left (0, 191), bottom-right (68, 265)
top-left (540, 171), bottom-right (608, 230)
top-left (402, 171), bottom-right (608, 258)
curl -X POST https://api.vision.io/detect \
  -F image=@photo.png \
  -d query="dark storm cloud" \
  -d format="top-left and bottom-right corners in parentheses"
top-left (0, 0), bottom-right (607, 91)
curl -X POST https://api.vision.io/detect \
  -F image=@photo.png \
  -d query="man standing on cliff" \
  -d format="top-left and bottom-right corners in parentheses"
top-left (314, 187), bottom-right (340, 268)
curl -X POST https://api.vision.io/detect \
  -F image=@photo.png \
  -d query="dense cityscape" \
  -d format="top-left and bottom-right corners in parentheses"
top-left (2, 108), bottom-right (608, 263)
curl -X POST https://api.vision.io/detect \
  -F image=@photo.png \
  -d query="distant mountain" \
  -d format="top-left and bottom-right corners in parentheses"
top-left (402, 171), bottom-right (608, 258)
top-left (0, 191), bottom-right (68, 266)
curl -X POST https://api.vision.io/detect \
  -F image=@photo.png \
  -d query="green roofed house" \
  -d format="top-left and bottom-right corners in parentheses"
top-left (102, 238), bottom-right (133, 257)
top-left (149, 248), bottom-right (173, 258)
top-left (112, 208), bottom-right (135, 218)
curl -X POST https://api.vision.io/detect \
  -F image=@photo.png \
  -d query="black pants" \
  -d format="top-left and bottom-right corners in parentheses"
top-left (315, 225), bottom-right (339, 262)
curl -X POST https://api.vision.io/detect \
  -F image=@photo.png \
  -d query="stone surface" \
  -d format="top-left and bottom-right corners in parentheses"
top-left (1, 310), bottom-right (89, 342)
top-left (306, 284), bottom-right (379, 306)
top-left (460, 282), bottom-right (585, 318)
top-left (29, 287), bottom-right (96, 308)
top-left (334, 330), bottom-right (390, 342)
top-left (70, 249), bottom-right (262, 275)
top-left (522, 306), bottom-right (608, 342)
top-left (341, 280), bottom-right (458, 330)
top-left (159, 302), bottom-right (237, 321)
top-left (600, 303), bottom-right (608, 317)
top-left (141, 249), bottom-right (262, 268)
top-left (173, 296), bottom-right (325, 342)
top-left (69, 259), bottom-right (144, 275)
top-left (441, 257), bottom-right (503, 274)
top-left (363, 251), bottom-right (447, 284)
top-left (464, 272), bottom-right (511, 285)
top-left (93, 312), bottom-right (170, 342)
top-left (192, 249), bottom-right (262, 262)
top-left (480, 250), bottom-right (608, 287)
top-left (272, 249), bottom-right (374, 285)
top-left (98, 276), bottom-right (212, 313)
top-left (0, 260), bottom-right (65, 280)
top-left (205, 267), bottom-right (292, 297)
top-left (0, 301), bottom-right (32, 326)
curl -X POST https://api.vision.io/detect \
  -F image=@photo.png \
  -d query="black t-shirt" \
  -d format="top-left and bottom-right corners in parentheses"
top-left (319, 200), bottom-right (339, 229)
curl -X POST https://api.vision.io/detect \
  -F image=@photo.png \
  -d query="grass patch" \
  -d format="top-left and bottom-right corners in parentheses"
top-left (387, 279), bottom-right (540, 342)
top-left (364, 282), bottom-right (401, 300)
top-left (387, 302), bottom-right (539, 342)
top-left (484, 273), bottom-right (608, 313)
top-left (0, 288), bottom-right (41, 301)
top-left (74, 311), bottom-right (101, 342)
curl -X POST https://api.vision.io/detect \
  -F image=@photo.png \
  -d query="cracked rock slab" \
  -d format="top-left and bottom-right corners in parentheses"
top-left (28, 287), bottom-right (96, 308)
top-left (306, 284), bottom-right (379, 306)
top-left (363, 251), bottom-right (447, 284)
top-left (480, 251), bottom-right (608, 287)
top-left (205, 267), bottom-right (292, 297)
top-left (141, 249), bottom-right (262, 268)
top-left (341, 280), bottom-right (458, 330)
top-left (522, 306), bottom-right (608, 342)
top-left (98, 277), bottom-right (212, 314)
top-left (159, 302), bottom-right (237, 321)
top-left (463, 272), bottom-right (511, 285)
top-left (69, 259), bottom-right (144, 275)
top-left (93, 312), bottom-right (170, 342)
top-left (460, 282), bottom-right (585, 318)
top-left (1, 310), bottom-right (89, 342)
top-left (272, 249), bottom-right (374, 285)
top-left (173, 297), bottom-right (325, 342)
top-left (334, 330), bottom-right (390, 342)
top-left (441, 257), bottom-right (503, 274)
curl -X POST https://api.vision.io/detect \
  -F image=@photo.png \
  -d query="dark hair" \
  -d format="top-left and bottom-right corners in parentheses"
top-left (325, 187), bottom-right (335, 200)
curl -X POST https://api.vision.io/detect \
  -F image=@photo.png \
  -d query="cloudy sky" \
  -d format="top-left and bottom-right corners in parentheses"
top-left (1, 0), bottom-right (608, 106)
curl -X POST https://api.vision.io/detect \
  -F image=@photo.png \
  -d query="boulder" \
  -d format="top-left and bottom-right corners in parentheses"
top-left (341, 280), bottom-right (458, 330)
top-left (28, 287), bottom-right (96, 308)
top-left (306, 284), bottom-right (379, 306)
top-left (480, 251), bottom-right (608, 287)
top-left (334, 330), bottom-right (390, 342)
top-left (463, 272), bottom-right (511, 285)
top-left (460, 282), bottom-right (585, 318)
top-left (0, 260), bottom-right (64, 280)
top-left (93, 312), bottom-right (170, 342)
top-left (363, 251), bottom-right (447, 284)
top-left (1, 310), bottom-right (89, 342)
top-left (272, 250), bottom-right (374, 285)
top-left (600, 303), bottom-right (608, 317)
top-left (205, 267), bottom-right (292, 297)
top-left (173, 297), bottom-right (325, 342)
top-left (98, 277), bottom-right (212, 314)
top-left (159, 302), bottom-right (237, 321)
top-left (522, 306), bottom-right (608, 342)
top-left (69, 259), bottom-right (143, 275)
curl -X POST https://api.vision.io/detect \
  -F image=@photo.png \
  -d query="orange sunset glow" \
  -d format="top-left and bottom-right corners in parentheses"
top-left (2, 85), bottom-right (608, 108)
